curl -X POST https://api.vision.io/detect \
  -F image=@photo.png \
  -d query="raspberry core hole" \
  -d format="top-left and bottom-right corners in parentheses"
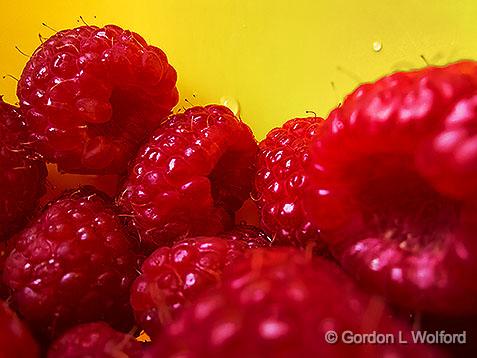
top-left (348, 154), bottom-right (460, 251)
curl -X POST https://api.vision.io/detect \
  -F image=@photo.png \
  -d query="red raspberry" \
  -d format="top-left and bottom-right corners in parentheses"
top-left (0, 98), bottom-right (47, 241)
top-left (3, 187), bottom-right (138, 341)
top-left (117, 105), bottom-right (258, 251)
top-left (17, 25), bottom-right (178, 174)
top-left (0, 300), bottom-right (39, 358)
top-left (304, 61), bottom-right (477, 315)
top-left (0, 240), bottom-right (15, 299)
top-left (148, 249), bottom-right (441, 358)
top-left (254, 117), bottom-right (324, 247)
top-left (130, 226), bottom-right (270, 337)
top-left (48, 322), bottom-right (143, 358)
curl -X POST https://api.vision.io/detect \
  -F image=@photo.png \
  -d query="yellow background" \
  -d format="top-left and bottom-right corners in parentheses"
top-left (1, 0), bottom-right (476, 139)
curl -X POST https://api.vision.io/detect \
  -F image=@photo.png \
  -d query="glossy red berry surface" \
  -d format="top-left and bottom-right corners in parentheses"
top-left (148, 248), bottom-right (440, 358)
top-left (118, 105), bottom-right (258, 251)
top-left (254, 117), bottom-right (324, 247)
top-left (3, 187), bottom-right (138, 341)
top-left (17, 25), bottom-right (178, 174)
top-left (0, 300), bottom-right (39, 358)
top-left (0, 239), bottom-right (15, 299)
top-left (0, 98), bottom-right (47, 241)
top-left (304, 61), bottom-right (477, 315)
top-left (130, 226), bottom-right (271, 337)
top-left (48, 322), bottom-right (143, 358)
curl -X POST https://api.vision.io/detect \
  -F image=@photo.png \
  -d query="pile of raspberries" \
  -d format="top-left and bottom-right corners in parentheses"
top-left (1, 24), bottom-right (476, 358)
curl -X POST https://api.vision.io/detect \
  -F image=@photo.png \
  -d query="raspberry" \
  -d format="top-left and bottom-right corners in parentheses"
top-left (0, 300), bottom-right (39, 358)
top-left (254, 117), bottom-right (324, 247)
top-left (130, 226), bottom-right (271, 337)
top-left (0, 240), bottom-right (15, 299)
top-left (304, 61), bottom-right (477, 315)
top-left (0, 98), bottom-right (47, 241)
top-left (17, 25), bottom-right (178, 174)
top-left (3, 187), bottom-right (138, 341)
top-left (148, 249), bottom-right (441, 357)
top-left (117, 105), bottom-right (258, 251)
top-left (48, 322), bottom-right (143, 358)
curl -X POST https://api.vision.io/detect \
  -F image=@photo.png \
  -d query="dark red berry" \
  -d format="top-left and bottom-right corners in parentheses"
top-left (148, 248), bottom-right (442, 358)
top-left (48, 322), bottom-right (143, 358)
top-left (0, 239), bottom-right (15, 299)
top-left (17, 25), bottom-right (178, 174)
top-left (0, 300), bottom-right (39, 358)
top-left (254, 117), bottom-right (325, 248)
top-left (131, 227), bottom-right (270, 337)
top-left (0, 98), bottom-right (47, 241)
top-left (117, 105), bottom-right (258, 251)
top-left (3, 187), bottom-right (138, 340)
top-left (304, 61), bottom-right (477, 315)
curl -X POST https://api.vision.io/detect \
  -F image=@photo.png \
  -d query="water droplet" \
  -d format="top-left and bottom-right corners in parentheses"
top-left (220, 97), bottom-right (240, 116)
top-left (372, 41), bottom-right (382, 52)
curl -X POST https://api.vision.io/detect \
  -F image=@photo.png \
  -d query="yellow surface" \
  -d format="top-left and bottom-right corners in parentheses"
top-left (1, 0), bottom-right (477, 139)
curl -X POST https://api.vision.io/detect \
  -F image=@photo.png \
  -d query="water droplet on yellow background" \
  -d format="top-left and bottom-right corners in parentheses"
top-left (373, 41), bottom-right (383, 52)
